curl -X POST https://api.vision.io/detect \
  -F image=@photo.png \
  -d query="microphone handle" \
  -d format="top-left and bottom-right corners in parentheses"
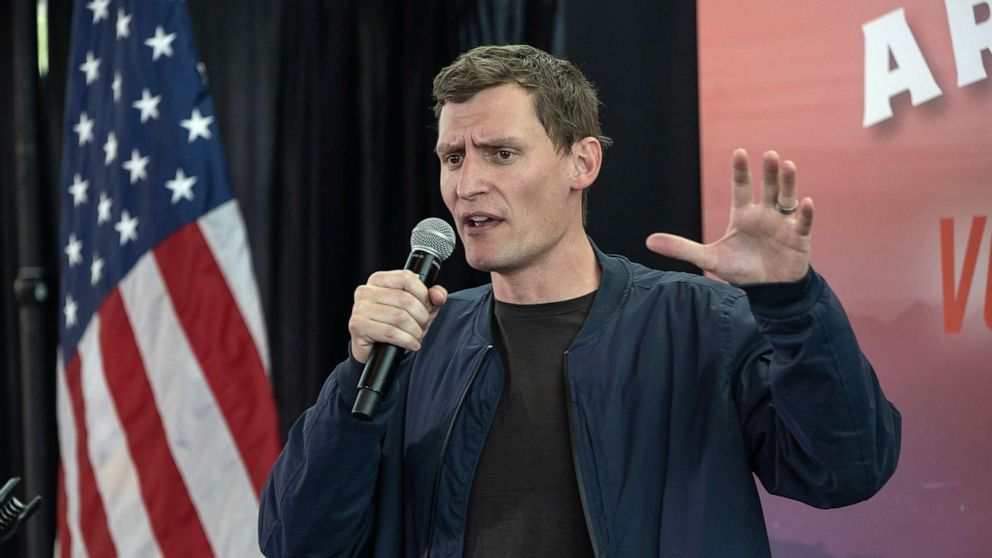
top-left (352, 250), bottom-right (442, 420)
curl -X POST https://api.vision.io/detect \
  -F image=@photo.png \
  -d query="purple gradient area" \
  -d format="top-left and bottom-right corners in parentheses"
top-left (762, 306), bottom-right (992, 558)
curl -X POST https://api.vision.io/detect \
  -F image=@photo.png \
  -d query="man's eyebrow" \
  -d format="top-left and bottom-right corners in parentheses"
top-left (475, 136), bottom-right (524, 149)
top-left (434, 136), bottom-right (525, 154)
top-left (434, 139), bottom-right (465, 155)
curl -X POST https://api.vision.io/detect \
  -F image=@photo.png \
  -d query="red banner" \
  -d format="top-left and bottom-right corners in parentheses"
top-left (699, 2), bottom-right (992, 556)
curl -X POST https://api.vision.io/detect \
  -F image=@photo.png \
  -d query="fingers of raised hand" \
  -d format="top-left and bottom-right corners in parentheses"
top-left (795, 197), bottom-right (814, 237)
top-left (761, 151), bottom-right (780, 205)
top-left (776, 158), bottom-right (798, 213)
top-left (731, 149), bottom-right (752, 208)
top-left (758, 154), bottom-right (812, 236)
top-left (735, 150), bottom-right (801, 214)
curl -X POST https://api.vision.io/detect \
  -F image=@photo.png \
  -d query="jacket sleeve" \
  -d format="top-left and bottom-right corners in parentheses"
top-left (258, 351), bottom-right (411, 557)
top-left (729, 269), bottom-right (901, 509)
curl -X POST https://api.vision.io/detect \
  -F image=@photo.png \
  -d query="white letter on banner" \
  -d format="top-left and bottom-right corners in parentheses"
top-left (862, 8), bottom-right (943, 127)
top-left (946, 0), bottom-right (992, 86)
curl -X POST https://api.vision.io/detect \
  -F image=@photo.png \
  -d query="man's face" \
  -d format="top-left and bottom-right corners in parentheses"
top-left (436, 84), bottom-right (580, 274)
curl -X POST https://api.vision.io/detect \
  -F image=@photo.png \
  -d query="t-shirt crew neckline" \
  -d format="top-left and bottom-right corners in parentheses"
top-left (493, 290), bottom-right (598, 318)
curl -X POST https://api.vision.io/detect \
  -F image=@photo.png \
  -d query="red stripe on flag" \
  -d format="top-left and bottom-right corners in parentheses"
top-left (64, 354), bottom-right (118, 558)
top-left (56, 463), bottom-right (70, 558)
top-left (154, 222), bottom-right (280, 494)
top-left (99, 289), bottom-right (215, 557)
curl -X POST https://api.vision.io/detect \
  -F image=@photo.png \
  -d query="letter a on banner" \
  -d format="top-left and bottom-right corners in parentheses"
top-left (862, 8), bottom-right (943, 127)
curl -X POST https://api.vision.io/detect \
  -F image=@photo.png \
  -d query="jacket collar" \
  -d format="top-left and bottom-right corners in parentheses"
top-left (472, 237), bottom-right (631, 346)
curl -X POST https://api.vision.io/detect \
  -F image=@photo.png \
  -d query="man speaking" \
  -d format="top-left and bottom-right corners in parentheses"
top-left (257, 44), bottom-right (901, 557)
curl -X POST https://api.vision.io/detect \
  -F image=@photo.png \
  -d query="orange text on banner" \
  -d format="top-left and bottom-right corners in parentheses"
top-left (940, 216), bottom-right (991, 333)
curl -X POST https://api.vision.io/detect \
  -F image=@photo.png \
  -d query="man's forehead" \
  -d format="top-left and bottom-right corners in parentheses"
top-left (438, 85), bottom-right (538, 124)
top-left (435, 88), bottom-right (545, 151)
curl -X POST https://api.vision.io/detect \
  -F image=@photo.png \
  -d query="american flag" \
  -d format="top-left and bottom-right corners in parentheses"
top-left (56, 1), bottom-right (280, 556)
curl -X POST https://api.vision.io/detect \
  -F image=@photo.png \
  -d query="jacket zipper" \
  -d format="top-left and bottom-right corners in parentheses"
top-left (564, 351), bottom-right (602, 558)
top-left (423, 345), bottom-right (493, 558)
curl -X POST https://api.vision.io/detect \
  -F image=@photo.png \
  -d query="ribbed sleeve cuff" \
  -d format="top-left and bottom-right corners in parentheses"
top-left (334, 343), bottom-right (368, 403)
top-left (735, 266), bottom-right (824, 319)
top-left (335, 342), bottom-right (414, 408)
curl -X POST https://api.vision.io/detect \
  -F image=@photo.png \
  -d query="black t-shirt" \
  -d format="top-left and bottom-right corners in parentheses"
top-left (463, 291), bottom-right (597, 557)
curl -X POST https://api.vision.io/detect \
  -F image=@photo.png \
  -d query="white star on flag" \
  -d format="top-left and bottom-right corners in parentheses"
top-left (80, 51), bottom-right (101, 85)
top-left (86, 0), bottom-right (110, 23)
top-left (165, 168), bottom-right (197, 204)
top-left (122, 149), bottom-right (150, 184)
top-left (180, 108), bottom-right (214, 142)
top-left (90, 255), bottom-right (105, 286)
top-left (114, 210), bottom-right (139, 245)
top-left (112, 72), bottom-right (122, 102)
top-left (68, 174), bottom-right (89, 207)
top-left (133, 88), bottom-right (162, 123)
top-left (63, 295), bottom-right (78, 328)
top-left (73, 112), bottom-right (95, 146)
top-left (116, 9), bottom-right (132, 39)
top-left (145, 26), bottom-right (177, 61)
top-left (103, 131), bottom-right (118, 165)
top-left (97, 192), bottom-right (113, 224)
top-left (64, 234), bottom-right (83, 267)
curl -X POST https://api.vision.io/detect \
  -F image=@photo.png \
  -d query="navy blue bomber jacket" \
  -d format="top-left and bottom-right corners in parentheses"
top-left (258, 245), bottom-right (901, 558)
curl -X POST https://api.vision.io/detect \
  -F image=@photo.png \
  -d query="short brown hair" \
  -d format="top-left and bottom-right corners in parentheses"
top-left (432, 45), bottom-right (612, 222)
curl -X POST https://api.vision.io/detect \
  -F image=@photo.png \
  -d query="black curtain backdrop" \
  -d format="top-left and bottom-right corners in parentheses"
top-left (3, 0), bottom-right (71, 555)
top-left (1, 0), bottom-right (26, 551)
top-left (570, 0), bottom-right (701, 270)
top-left (0, 2), bottom-right (699, 555)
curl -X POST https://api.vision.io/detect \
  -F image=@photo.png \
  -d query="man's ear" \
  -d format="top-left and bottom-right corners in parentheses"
top-left (569, 137), bottom-right (602, 191)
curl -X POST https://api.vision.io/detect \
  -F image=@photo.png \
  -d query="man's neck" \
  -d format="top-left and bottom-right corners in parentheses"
top-left (491, 232), bottom-right (601, 304)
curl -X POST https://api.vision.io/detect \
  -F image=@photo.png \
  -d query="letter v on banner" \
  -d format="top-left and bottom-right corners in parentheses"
top-left (939, 216), bottom-right (987, 333)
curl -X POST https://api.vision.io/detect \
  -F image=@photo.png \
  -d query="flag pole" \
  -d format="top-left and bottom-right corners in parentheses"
top-left (12, 0), bottom-right (57, 555)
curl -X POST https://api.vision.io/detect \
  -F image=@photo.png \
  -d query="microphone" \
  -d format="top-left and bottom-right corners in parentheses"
top-left (352, 218), bottom-right (456, 420)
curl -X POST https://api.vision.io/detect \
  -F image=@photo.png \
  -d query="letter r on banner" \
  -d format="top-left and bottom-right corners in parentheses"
top-left (945, 0), bottom-right (992, 87)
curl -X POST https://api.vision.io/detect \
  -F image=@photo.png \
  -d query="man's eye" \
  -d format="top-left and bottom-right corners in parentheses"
top-left (496, 150), bottom-right (513, 160)
top-left (445, 154), bottom-right (462, 165)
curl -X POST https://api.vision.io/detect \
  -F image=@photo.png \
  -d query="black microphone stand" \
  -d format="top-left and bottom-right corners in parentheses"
top-left (0, 478), bottom-right (42, 544)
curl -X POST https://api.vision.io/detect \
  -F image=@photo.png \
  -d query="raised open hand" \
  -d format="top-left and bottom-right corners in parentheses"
top-left (647, 149), bottom-right (813, 285)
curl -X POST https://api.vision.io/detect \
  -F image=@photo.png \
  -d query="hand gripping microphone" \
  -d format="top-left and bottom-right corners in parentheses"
top-left (352, 218), bottom-right (456, 420)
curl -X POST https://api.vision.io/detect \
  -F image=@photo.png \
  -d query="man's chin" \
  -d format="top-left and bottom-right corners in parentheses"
top-left (464, 250), bottom-right (501, 273)
top-left (464, 246), bottom-right (537, 276)
top-left (465, 257), bottom-right (495, 273)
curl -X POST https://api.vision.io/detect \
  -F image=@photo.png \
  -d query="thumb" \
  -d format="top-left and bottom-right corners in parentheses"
top-left (428, 285), bottom-right (448, 311)
top-left (423, 285), bottom-right (449, 339)
top-left (646, 233), bottom-right (712, 269)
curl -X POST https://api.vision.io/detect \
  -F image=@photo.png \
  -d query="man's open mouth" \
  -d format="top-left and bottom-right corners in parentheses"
top-left (466, 215), bottom-right (503, 228)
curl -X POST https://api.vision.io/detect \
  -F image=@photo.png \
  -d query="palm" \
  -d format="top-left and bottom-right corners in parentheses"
top-left (647, 150), bottom-right (813, 285)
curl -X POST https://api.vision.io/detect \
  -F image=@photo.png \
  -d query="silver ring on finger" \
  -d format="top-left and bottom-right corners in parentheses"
top-left (775, 201), bottom-right (798, 215)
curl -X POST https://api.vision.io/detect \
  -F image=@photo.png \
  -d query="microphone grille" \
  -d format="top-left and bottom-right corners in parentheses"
top-left (411, 218), bottom-right (456, 261)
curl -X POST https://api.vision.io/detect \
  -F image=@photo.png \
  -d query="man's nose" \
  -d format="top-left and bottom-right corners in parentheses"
top-left (455, 152), bottom-right (490, 200)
